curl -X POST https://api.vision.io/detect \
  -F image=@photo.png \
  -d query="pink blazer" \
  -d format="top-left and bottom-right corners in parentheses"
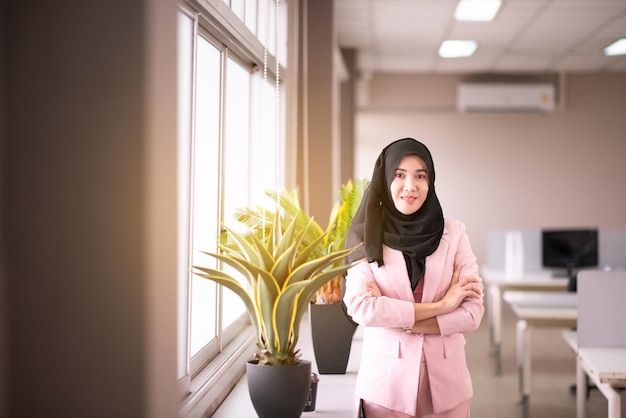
top-left (343, 219), bottom-right (484, 416)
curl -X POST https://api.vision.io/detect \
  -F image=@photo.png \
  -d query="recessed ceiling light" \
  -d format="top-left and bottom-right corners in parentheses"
top-left (439, 40), bottom-right (478, 58)
top-left (455, 0), bottom-right (502, 21)
top-left (604, 38), bottom-right (626, 56)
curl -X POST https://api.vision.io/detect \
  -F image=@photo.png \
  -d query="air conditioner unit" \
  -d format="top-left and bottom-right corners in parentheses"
top-left (457, 83), bottom-right (555, 113)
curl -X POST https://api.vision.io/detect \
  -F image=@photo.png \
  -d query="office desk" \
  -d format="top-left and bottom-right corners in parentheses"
top-left (503, 291), bottom-right (577, 418)
top-left (577, 348), bottom-right (626, 418)
top-left (563, 329), bottom-right (577, 352)
top-left (565, 331), bottom-right (626, 418)
top-left (482, 267), bottom-right (569, 374)
top-left (573, 271), bottom-right (626, 418)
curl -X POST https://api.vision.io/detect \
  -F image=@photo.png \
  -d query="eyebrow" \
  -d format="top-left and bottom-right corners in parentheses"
top-left (395, 168), bottom-right (428, 173)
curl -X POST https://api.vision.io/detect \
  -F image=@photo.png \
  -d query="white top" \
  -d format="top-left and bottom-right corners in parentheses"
top-left (481, 266), bottom-right (567, 286)
top-left (503, 291), bottom-right (577, 308)
top-left (578, 347), bottom-right (626, 383)
top-left (562, 329), bottom-right (578, 352)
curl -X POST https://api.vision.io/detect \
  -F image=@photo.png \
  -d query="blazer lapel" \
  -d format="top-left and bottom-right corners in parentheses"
top-left (378, 245), bottom-right (414, 301)
top-left (422, 233), bottom-right (450, 303)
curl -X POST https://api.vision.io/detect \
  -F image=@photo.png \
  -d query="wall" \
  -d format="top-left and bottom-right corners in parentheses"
top-left (486, 229), bottom-right (626, 272)
top-left (302, 0), bottom-right (336, 228)
top-left (353, 73), bottom-right (626, 265)
top-left (2, 1), bottom-right (178, 417)
top-left (339, 48), bottom-right (357, 186)
top-left (0, 0), bottom-right (6, 414)
top-left (293, 2), bottom-right (356, 230)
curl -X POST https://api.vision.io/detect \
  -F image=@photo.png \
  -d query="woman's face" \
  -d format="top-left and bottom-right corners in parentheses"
top-left (390, 154), bottom-right (429, 215)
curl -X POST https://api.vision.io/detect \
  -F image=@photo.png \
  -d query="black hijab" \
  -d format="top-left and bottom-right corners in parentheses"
top-left (346, 138), bottom-right (444, 290)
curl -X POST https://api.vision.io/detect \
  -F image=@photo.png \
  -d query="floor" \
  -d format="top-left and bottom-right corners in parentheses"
top-left (212, 302), bottom-right (625, 417)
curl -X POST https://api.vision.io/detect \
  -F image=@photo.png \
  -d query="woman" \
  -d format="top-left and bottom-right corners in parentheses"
top-left (343, 138), bottom-right (484, 418)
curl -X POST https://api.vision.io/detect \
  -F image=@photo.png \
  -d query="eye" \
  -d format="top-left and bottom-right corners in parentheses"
top-left (394, 171), bottom-right (404, 179)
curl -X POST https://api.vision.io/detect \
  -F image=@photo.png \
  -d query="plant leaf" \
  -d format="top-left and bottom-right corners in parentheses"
top-left (193, 267), bottom-right (264, 346)
top-left (288, 248), bottom-right (356, 286)
top-left (222, 225), bottom-right (261, 265)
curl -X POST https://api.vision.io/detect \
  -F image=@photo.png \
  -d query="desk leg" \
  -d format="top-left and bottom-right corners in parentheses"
top-left (579, 359), bottom-right (621, 418)
top-left (576, 356), bottom-right (587, 418)
top-left (605, 387), bottom-right (620, 418)
top-left (596, 382), bottom-right (621, 418)
top-left (489, 285), bottom-right (502, 375)
top-left (487, 285), bottom-right (494, 353)
top-left (517, 319), bottom-right (530, 418)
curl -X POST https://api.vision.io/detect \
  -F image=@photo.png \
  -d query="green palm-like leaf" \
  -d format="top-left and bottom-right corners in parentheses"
top-left (193, 188), bottom-right (360, 366)
top-left (248, 232), bottom-right (275, 271)
top-left (269, 190), bottom-right (325, 240)
top-left (315, 179), bottom-right (370, 304)
top-left (198, 252), bottom-right (280, 341)
top-left (270, 215), bottom-right (301, 286)
top-left (193, 267), bottom-right (264, 343)
top-left (288, 248), bottom-right (355, 286)
top-left (293, 229), bottom-right (328, 268)
top-left (270, 241), bottom-right (297, 287)
top-left (223, 189), bottom-right (327, 262)
top-left (223, 224), bottom-right (263, 265)
top-left (324, 178), bottom-right (370, 259)
top-left (198, 252), bottom-right (256, 287)
top-left (273, 258), bottom-right (359, 350)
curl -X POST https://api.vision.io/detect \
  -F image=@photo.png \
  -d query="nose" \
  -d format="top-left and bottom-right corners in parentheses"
top-left (404, 178), bottom-right (417, 191)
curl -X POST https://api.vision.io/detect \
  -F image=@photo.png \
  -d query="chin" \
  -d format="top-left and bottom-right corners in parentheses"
top-left (400, 207), bottom-right (419, 215)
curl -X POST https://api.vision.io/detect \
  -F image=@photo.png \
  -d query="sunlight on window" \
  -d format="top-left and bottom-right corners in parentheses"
top-left (177, 0), bottom-right (287, 395)
top-left (189, 36), bottom-right (221, 356)
top-left (222, 57), bottom-right (251, 327)
top-left (177, 10), bottom-right (193, 379)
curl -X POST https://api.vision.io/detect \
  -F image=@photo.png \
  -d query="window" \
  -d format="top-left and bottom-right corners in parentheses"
top-left (177, 0), bottom-right (287, 413)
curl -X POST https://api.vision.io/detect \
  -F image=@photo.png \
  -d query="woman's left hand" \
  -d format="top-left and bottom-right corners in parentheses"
top-left (439, 268), bottom-right (483, 313)
top-left (364, 281), bottom-right (382, 297)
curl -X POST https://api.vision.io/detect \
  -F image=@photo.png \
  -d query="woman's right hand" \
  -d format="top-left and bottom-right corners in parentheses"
top-left (439, 267), bottom-right (482, 314)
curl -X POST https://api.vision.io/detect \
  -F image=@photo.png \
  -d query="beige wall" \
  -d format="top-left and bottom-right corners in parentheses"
top-left (303, 0), bottom-right (336, 229)
top-left (1, 1), bottom-right (178, 417)
top-left (353, 73), bottom-right (626, 265)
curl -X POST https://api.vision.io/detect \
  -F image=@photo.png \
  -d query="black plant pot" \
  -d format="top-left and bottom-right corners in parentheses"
top-left (246, 359), bottom-right (311, 418)
top-left (309, 303), bottom-right (358, 374)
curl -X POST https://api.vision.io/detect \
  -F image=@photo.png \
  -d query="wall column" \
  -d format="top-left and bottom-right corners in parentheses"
top-left (303, 0), bottom-right (336, 228)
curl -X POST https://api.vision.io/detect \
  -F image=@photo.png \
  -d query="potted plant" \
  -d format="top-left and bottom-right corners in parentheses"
top-left (193, 198), bottom-right (357, 418)
top-left (315, 178), bottom-right (369, 304)
top-left (309, 178), bottom-right (369, 374)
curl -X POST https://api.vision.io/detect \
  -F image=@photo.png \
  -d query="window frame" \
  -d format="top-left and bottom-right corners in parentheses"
top-left (177, 0), bottom-right (288, 414)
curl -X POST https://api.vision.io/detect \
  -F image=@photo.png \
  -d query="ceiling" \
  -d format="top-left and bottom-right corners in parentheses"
top-left (335, 0), bottom-right (626, 75)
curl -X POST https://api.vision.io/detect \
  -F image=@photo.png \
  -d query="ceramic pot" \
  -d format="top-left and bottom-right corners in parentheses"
top-left (309, 303), bottom-right (358, 374)
top-left (246, 359), bottom-right (311, 418)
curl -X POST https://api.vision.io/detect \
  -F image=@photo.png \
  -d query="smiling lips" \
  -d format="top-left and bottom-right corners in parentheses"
top-left (402, 195), bottom-right (417, 203)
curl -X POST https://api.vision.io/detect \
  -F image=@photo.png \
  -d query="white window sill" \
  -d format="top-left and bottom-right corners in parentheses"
top-left (179, 326), bottom-right (256, 418)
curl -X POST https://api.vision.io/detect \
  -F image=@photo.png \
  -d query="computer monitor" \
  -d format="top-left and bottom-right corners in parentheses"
top-left (541, 228), bottom-right (598, 278)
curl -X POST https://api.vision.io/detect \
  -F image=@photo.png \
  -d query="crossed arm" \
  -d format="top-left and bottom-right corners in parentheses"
top-left (364, 267), bottom-right (483, 335)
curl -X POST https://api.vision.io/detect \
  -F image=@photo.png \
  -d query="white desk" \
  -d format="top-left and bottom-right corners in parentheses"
top-left (482, 267), bottom-right (569, 374)
top-left (503, 290), bottom-right (577, 418)
top-left (563, 329), bottom-right (577, 352)
top-left (573, 271), bottom-right (626, 418)
top-left (577, 348), bottom-right (626, 418)
top-left (565, 332), bottom-right (626, 418)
